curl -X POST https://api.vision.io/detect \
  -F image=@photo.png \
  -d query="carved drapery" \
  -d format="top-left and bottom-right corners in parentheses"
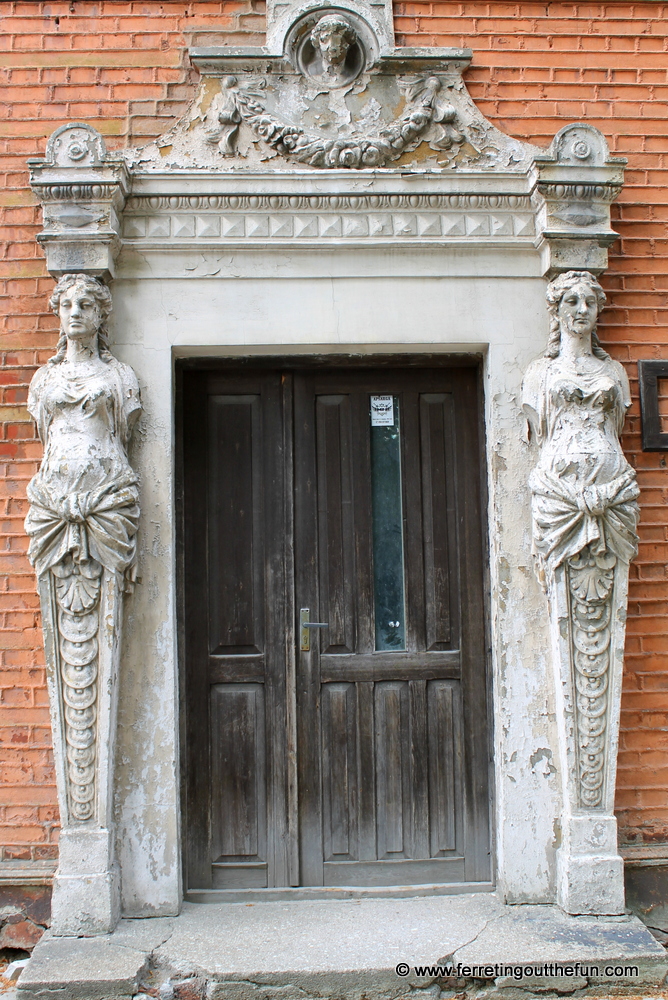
top-left (25, 275), bottom-right (141, 934)
top-left (523, 270), bottom-right (639, 915)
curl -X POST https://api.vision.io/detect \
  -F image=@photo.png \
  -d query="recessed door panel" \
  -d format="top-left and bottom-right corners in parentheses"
top-left (208, 395), bottom-right (263, 654)
top-left (210, 683), bottom-right (266, 862)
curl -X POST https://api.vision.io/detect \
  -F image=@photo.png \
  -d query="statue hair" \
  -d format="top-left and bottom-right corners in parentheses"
top-left (48, 274), bottom-right (114, 364)
top-left (544, 270), bottom-right (610, 361)
top-left (310, 13), bottom-right (356, 46)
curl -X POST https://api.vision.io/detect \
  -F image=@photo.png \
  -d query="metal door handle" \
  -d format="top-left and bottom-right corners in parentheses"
top-left (299, 608), bottom-right (329, 651)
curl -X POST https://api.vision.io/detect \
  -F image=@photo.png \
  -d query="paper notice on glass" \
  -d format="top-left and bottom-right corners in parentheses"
top-left (370, 395), bottom-right (394, 426)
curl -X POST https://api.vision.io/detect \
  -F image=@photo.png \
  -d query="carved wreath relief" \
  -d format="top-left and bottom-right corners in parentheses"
top-left (200, 10), bottom-right (466, 169)
top-left (522, 271), bottom-right (640, 810)
top-left (25, 275), bottom-right (141, 825)
top-left (204, 69), bottom-right (463, 169)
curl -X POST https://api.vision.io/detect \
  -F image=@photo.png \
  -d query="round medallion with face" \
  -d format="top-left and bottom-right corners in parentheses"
top-left (298, 12), bottom-right (365, 88)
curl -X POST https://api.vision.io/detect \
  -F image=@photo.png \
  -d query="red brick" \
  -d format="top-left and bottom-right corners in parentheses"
top-left (2, 0), bottom-right (668, 857)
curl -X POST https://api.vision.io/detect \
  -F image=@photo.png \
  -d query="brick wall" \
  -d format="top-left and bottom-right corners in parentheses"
top-left (1, 0), bottom-right (667, 857)
top-left (0, 0), bottom-right (266, 864)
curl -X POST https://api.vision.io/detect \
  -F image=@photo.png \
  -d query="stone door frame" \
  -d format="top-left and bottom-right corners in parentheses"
top-left (26, 39), bottom-right (627, 915)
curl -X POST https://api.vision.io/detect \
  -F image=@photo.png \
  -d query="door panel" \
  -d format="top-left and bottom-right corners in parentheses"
top-left (182, 362), bottom-right (490, 892)
top-left (207, 395), bottom-right (264, 655)
top-left (210, 683), bottom-right (266, 867)
top-left (375, 680), bottom-right (411, 858)
top-left (315, 395), bottom-right (355, 654)
top-left (182, 372), bottom-right (290, 890)
top-left (321, 682), bottom-right (358, 860)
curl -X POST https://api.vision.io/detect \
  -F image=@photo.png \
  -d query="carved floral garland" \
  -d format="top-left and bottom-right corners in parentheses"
top-left (205, 75), bottom-right (464, 168)
top-left (567, 544), bottom-right (616, 809)
top-left (52, 554), bottom-right (101, 822)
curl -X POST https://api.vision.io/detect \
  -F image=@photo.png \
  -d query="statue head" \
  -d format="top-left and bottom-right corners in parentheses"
top-left (544, 270), bottom-right (609, 360)
top-left (48, 274), bottom-right (113, 364)
top-left (309, 14), bottom-right (356, 78)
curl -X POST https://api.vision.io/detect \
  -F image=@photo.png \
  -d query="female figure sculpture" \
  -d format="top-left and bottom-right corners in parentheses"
top-left (523, 270), bottom-right (639, 915)
top-left (25, 274), bottom-right (141, 934)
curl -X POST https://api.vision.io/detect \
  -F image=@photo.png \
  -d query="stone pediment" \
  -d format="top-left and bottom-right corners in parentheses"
top-left (115, 2), bottom-right (539, 174)
top-left (133, 40), bottom-right (537, 174)
top-left (27, 1), bottom-right (627, 279)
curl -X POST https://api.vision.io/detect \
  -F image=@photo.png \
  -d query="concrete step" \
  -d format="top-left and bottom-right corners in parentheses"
top-left (15, 893), bottom-right (668, 1000)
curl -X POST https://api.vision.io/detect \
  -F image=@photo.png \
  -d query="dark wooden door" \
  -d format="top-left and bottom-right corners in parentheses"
top-left (181, 363), bottom-right (490, 892)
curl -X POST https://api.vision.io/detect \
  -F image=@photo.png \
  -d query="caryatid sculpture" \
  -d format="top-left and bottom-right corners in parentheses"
top-left (25, 274), bottom-right (141, 935)
top-left (523, 270), bottom-right (640, 915)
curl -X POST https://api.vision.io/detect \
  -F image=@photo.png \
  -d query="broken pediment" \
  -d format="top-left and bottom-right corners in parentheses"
top-left (131, 5), bottom-right (538, 174)
top-left (27, 2), bottom-right (627, 278)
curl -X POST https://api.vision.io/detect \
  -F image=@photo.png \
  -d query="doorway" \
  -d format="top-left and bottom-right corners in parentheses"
top-left (180, 359), bottom-right (491, 892)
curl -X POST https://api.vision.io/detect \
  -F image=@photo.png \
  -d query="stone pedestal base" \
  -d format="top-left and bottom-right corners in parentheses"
top-left (557, 815), bottom-right (625, 915)
top-left (51, 828), bottom-right (120, 936)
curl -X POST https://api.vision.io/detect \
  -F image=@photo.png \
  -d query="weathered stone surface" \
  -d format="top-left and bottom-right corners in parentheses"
top-left (16, 934), bottom-right (148, 1000)
top-left (111, 917), bottom-right (176, 954)
top-left (153, 896), bottom-right (490, 982)
top-left (454, 904), bottom-right (666, 984)
top-left (530, 123), bottom-right (626, 277)
top-left (23, 0), bottom-right (628, 931)
top-left (153, 896), bottom-right (667, 992)
top-left (522, 271), bottom-right (639, 915)
top-left (25, 275), bottom-right (142, 936)
top-left (16, 896), bottom-right (668, 1000)
top-left (30, 123), bottom-right (129, 279)
top-left (494, 977), bottom-right (587, 994)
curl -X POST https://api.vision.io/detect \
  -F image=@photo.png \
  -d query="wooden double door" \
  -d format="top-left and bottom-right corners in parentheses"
top-left (181, 362), bottom-right (490, 892)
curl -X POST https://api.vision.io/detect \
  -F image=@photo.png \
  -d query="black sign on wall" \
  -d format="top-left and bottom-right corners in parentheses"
top-left (638, 360), bottom-right (668, 451)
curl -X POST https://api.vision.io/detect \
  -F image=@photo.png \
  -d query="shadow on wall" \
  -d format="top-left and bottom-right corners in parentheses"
top-left (626, 863), bottom-right (668, 946)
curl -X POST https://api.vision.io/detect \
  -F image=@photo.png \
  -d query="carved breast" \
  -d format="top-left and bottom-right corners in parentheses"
top-left (37, 366), bottom-right (129, 486)
top-left (550, 377), bottom-right (620, 413)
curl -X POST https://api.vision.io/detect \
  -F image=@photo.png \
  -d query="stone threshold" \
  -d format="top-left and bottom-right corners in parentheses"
top-left (15, 891), bottom-right (668, 1000)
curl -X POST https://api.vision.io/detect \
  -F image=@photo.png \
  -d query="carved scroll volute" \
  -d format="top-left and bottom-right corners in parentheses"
top-left (25, 274), bottom-right (141, 935)
top-left (522, 270), bottom-right (639, 916)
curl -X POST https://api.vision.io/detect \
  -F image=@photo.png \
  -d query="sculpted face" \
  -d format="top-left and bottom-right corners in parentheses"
top-left (558, 281), bottom-right (599, 341)
top-left (309, 15), bottom-right (355, 80)
top-left (59, 286), bottom-right (100, 343)
top-left (316, 23), bottom-right (349, 69)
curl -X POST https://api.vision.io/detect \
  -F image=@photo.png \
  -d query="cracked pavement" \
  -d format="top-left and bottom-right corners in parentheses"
top-left (15, 893), bottom-right (668, 1000)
